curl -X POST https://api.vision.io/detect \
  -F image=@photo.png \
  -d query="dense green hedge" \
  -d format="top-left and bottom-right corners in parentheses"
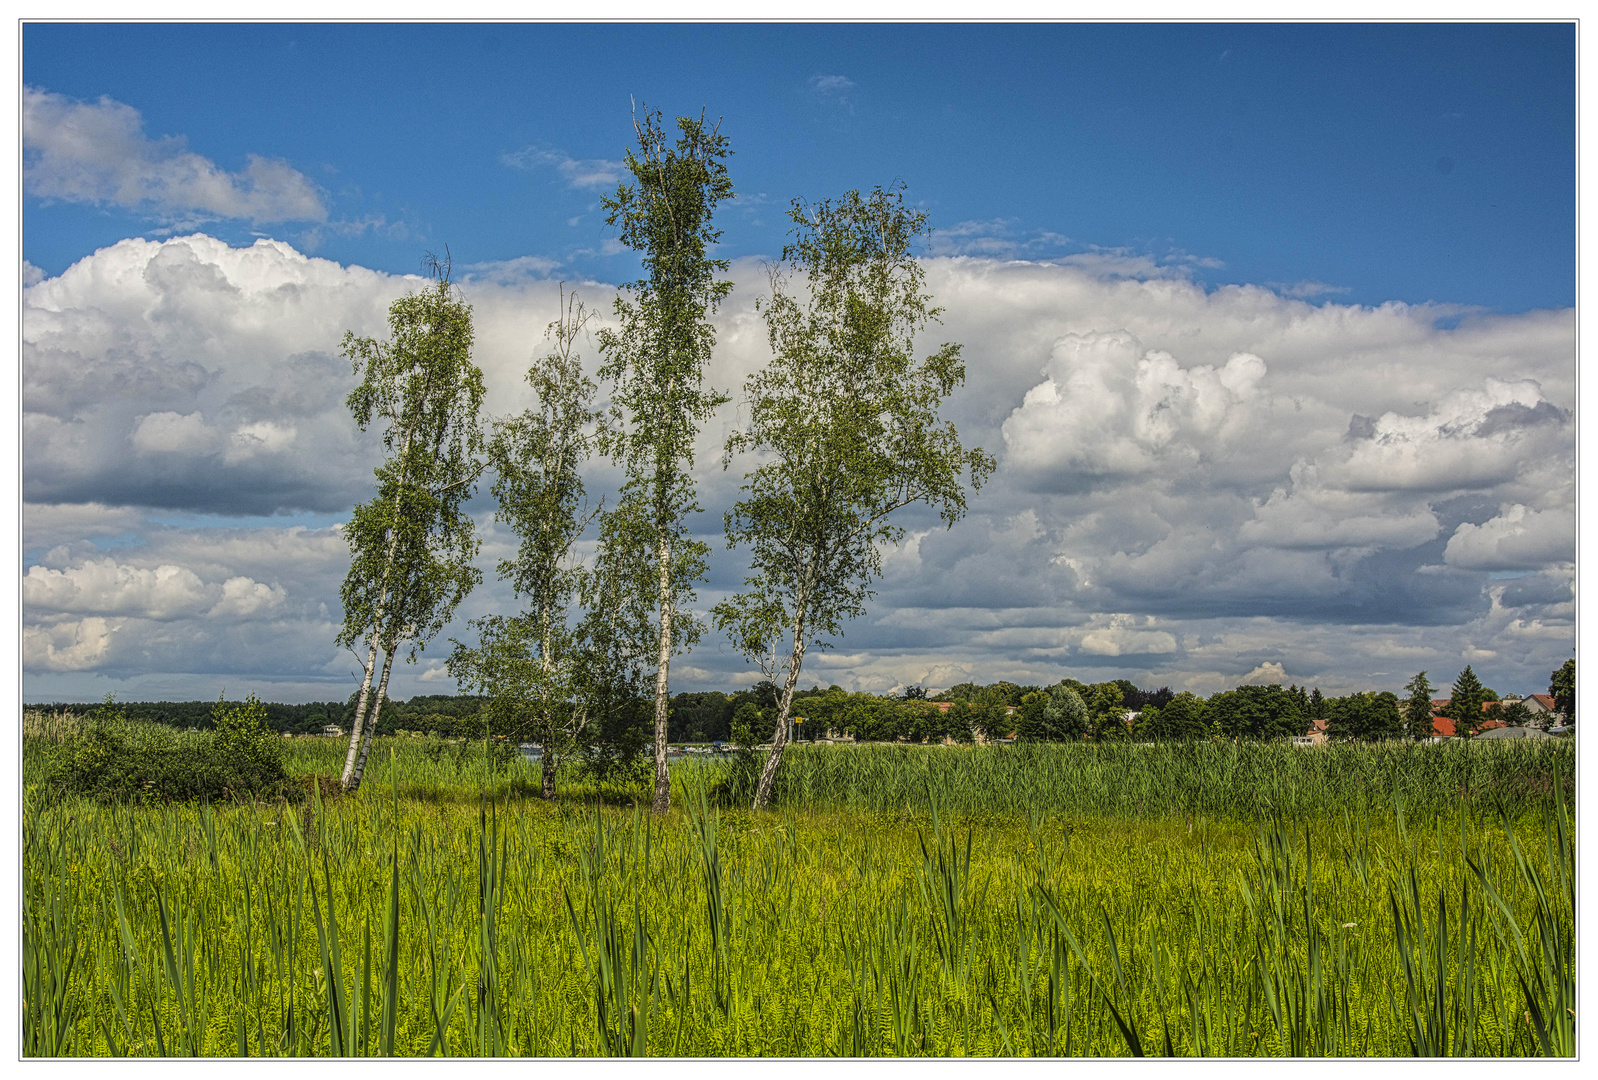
top-left (38, 697), bottom-right (302, 804)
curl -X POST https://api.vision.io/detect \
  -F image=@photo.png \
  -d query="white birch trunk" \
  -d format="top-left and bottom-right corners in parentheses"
top-left (340, 425), bottom-right (413, 789)
top-left (651, 533), bottom-right (673, 814)
top-left (753, 614), bottom-right (809, 811)
top-left (540, 608), bottom-right (558, 800)
top-left (341, 636), bottom-right (380, 787)
top-left (348, 647), bottom-right (395, 792)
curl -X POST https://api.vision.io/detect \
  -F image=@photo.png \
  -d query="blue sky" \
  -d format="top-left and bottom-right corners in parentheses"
top-left (25, 22), bottom-right (1573, 311)
top-left (20, 22), bottom-right (1576, 705)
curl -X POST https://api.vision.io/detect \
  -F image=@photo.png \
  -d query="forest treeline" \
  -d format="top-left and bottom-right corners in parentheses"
top-left (37, 665), bottom-right (1539, 747)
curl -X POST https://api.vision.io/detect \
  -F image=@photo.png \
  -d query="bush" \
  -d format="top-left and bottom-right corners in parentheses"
top-left (46, 695), bottom-right (301, 804)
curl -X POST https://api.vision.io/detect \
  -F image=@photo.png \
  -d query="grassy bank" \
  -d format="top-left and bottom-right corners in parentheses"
top-left (21, 736), bottom-right (1574, 1057)
top-left (707, 739), bottom-right (1575, 821)
top-left (263, 734), bottom-right (1576, 823)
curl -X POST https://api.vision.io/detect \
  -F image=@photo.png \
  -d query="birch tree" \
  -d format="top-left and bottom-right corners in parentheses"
top-left (337, 256), bottom-right (485, 792)
top-left (596, 103), bottom-right (733, 814)
top-left (447, 289), bottom-right (603, 800)
top-left (715, 184), bottom-right (995, 810)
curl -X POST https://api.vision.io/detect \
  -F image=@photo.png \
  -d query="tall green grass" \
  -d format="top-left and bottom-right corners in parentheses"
top-left (710, 739), bottom-right (1575, 821)
top-left (21, 737), bottom-right (1573, 1057)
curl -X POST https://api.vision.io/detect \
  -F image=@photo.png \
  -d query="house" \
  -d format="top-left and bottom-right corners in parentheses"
top-left (1426, 713), bottom-right (1504, 740)
top-left (1300, 715), bottom-right (1329, 745)
top-left (322, 723), bottom-right (345, 738)
top-left (1421, 694), bottom-right (1526, 739)
top-left (1523, 693), bottom-right (1561, 719)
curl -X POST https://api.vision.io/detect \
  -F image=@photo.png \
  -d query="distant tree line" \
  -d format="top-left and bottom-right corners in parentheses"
top-left (35, 694), bottom-right (485, 737)
top-left (38, 658), bottom-right (1570, 751)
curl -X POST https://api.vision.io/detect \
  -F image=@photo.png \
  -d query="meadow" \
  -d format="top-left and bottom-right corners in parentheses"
top-left (22, 728), bottom-right (1575, 1057)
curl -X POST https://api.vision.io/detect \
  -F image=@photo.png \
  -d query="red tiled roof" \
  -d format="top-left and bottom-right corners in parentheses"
top-left (1429, 715), bottom-right (1505, 738)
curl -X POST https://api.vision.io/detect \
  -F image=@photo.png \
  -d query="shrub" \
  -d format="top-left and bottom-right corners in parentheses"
top-left (45, 695), bottom-right (301, 804)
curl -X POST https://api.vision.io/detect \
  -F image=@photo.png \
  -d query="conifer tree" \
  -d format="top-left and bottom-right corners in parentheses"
top-left (1447, 665), bottom-right (1487, 738)
top-left (1402, 670), bottom-right (1436, 740)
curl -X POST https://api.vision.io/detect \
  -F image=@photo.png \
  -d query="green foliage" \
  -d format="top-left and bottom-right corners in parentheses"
top-left (1403, 671), bottom-right (1437, 740)
top-left (578, 690), bottom-right (654, 782)
top-left (1496, 700), bottom-right (1535, 728)
top-left (1023, 682), bottom-right (1087, 742)
top-left (597, 104), bottom-right (736, 811)
top-left (1139, 692), bottom-right (1209, 742)
top-left (1445, 666), bottom-right (1488, 738)
top-left (338, 255), bottom-right (486, 788)
top-left (29, 699), bottom-right (369, 736)
top-left (1083, 682), bottom-right (1128, 741)
top-left (731, 701), bottom-right (771, 744)
top-left (713, 183), bottom-right (994, 807)
top-left (942, 701), bottom-right (976, 744)
top-left (936, 681), bottom-right (1024, 708)
top-left (212, 696), bottom-right (289, 773)
top-left (338, 257), bottom-right (486, 665)
top-left (669, 691), bottom-right (735, 743)
top-left (704, 739), bottom-right (1573, 821)
top-left (45, 696), bottom-right (299, 805)
top-left (450, 287), bottom-right (605, 797)
top-left (594, 105), bottom-right (736, 643)
top-left (20, 734), bottom-right (1575, 1059)
top-left (1549, 658), bottom-right (1573, 725)
top-left (1323, 691), bottom-right (1405, 742)
top-left (1204, 684), bottom-right (1309, 740)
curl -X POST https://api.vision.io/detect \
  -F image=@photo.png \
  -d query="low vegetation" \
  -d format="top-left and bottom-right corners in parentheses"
top-left (21, 724), bottom-right (1574, 1057)
top-left (31, 697), bottom-right (301, 806)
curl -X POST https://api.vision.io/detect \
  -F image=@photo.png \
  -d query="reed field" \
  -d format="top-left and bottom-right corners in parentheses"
top-left (22, 726), bottom-right (1575, 1057)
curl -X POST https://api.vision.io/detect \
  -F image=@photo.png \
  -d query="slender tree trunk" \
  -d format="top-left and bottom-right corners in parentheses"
top-left (752, 617), bottom-right (809, 811)
top-left (542, 746), bottom-right (558, 800)
top-left (340, 427), bottom-right (412, 789)
top-left (341, 636), bottom-right (381, 787)
top-left (349, 647), bottom-right (396, 792)
top-left (652, 533), bottom-right (673, 814)
top-left (539, 608), bottom-right (558, 800)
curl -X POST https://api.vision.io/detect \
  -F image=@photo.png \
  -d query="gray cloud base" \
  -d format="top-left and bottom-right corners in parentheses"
top-left (21, 236), bottom-right (1574, 704)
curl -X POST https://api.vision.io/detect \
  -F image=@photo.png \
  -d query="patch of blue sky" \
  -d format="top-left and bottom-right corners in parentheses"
top-left (23, 21), bottom-right (1574, 313)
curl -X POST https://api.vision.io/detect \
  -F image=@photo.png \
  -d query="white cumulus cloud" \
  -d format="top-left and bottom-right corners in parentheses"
top-left (1444, 504), bottom-right (1575, 572)
top-left (24, 618), bottom-right (118, 672)
top-left (19, 239), bottom-right (1574, 703)
top-left (1002, 332), bottom-right (1276, 487)
top-left (23, 87), bottom-right (326, 224)
top-left (23, 556), bottom-right (284, 621)
top-left (1078, 615), bottom-right (1178, 657)
top-left (1330, 379), bottom-right (1569, 493)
